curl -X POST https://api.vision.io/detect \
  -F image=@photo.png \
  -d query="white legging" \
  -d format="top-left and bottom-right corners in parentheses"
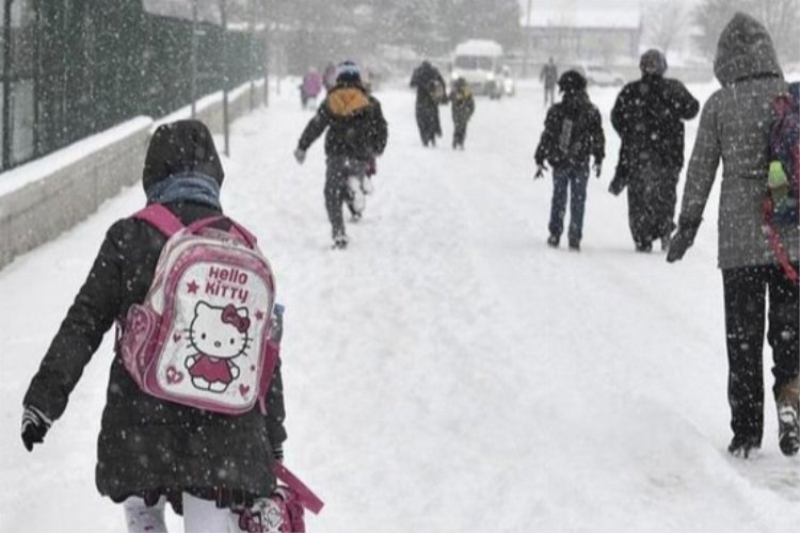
top-left (124, 493), bottom-right (233, 533)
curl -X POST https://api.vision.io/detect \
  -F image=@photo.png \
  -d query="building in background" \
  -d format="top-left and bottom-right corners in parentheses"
top-left (519, 6), bottom-right (641, 75)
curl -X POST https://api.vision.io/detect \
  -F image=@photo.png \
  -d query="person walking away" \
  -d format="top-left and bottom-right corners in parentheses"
top-left (666, 12), bottom-right (800, 459)
top-left (299, 67), bottom-right (323, 109)
top-left (534, 70), bottom-right (605, 251)
top-left (540, 57), bottom-right (558, 107)
top-left (410, 60), bottom-right (446, 147)
top-left (20, 119), bottom-right (288, 532)
top-left (449, 77), bottom-right (475, 150)
top-left (610, 49), bottom-right (699, 252)
top-left (293, 61), bottom-right (388, 249)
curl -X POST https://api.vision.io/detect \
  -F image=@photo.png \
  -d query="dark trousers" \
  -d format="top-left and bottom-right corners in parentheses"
top-left (452, 119), bottom-right (468, 147)
top-left (627, 162), bottom-right (679, 246)
top-left (722, 264), bottom-right (800, 443)
top-left (325, 157), bottom-right (366, 238)
top-left (548, 165), bottom-right (589, 244)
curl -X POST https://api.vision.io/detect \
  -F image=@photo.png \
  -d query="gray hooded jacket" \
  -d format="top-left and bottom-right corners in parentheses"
top-left (678, 12), bottom-right (797, 269)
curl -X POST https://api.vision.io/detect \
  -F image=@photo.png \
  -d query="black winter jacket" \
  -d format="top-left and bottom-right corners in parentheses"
top-left (611, 74), bottom-right (699, 171)
top-left (535, 91), bottom-right (605, 169)
top-left (23, 120), bottom-right (286, 511)
top-left (297, 81), bottom-right (388, 161)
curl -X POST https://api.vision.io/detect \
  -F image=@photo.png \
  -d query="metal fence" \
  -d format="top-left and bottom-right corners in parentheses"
top-left (0, 0), bottom-right (265, 173)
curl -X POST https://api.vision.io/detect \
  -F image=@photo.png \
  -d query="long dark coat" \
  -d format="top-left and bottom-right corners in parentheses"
top-left (23, 121), bottom-right (287, 511)
top-left (610, 75), bottom-right (699, 189)
top-left (410, 62), bottom-right (446, 145)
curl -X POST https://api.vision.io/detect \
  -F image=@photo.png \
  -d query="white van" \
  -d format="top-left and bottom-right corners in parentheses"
top-left (450, 39), bottom-right (504, 98)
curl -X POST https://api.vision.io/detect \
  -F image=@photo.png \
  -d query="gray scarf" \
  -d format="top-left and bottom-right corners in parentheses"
top-left (145, 172), bottom-right (221, 209)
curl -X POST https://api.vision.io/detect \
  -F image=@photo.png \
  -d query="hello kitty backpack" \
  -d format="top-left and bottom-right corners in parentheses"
top-left (119, 203), bottom-right (279, 415)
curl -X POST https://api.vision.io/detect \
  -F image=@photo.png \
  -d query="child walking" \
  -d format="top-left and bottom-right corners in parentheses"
top-left (294, 61), bottom-right (388, 249)
top-left (20, 120), bottom-right (287, 532)
top-left (534, 70), bottom-right (605, 251)
top-left (449, 77), bottom-right (475, 150)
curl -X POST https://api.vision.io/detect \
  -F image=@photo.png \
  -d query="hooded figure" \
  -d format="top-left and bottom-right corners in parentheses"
top-left (534, 70), bottom-right (605, 251)
top-left (667, 13), bottom-right (800, 459)
top-left (410, 60), bottom-right (447, 147)
top-left (21, 120), bottom-right (287, 527)
top-left (610, 48), bottom-right (699, 252)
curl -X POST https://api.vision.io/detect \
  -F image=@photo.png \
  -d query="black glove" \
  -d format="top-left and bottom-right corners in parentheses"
top-left (272, 442), bottom-right (284, 463)
top-left (666, 217), bottom-right (702, 263)
top-left (593, 161), bottom-right (602, 178)
top-left (608, 175), bottom-right (626, 196)
top-left (21, 405), bottom-right (52, 452)
top-left (534, 164), bottom-right (547, 179)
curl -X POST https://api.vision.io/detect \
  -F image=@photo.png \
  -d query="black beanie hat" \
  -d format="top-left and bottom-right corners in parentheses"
top-left (558, 70), bottom-right (587, 93)
top-left (142, 120), bottom-right (224, 192)
top-left (335, 60), bottom-right (361, 84)
top-left (640, 49), bottom-right (667, 76)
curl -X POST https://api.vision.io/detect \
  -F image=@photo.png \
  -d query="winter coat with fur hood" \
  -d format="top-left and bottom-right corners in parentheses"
top-left (23, 120), bottom-right (287, 511)
top-left (677, 12), bottom-right (798, 269)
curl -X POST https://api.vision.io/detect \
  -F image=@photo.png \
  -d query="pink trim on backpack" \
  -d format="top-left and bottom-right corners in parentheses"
top-left (121, 205), bottom-right (279, 415)
top-left (134, 203), bottom-right (185, 237)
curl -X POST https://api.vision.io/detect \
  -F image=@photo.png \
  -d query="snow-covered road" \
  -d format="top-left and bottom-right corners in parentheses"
top-left (2, 77), bottom-right (800, 532)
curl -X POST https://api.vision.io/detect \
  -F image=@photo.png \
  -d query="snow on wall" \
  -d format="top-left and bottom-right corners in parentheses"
top-left (0, 81), bottom-right (264, 271)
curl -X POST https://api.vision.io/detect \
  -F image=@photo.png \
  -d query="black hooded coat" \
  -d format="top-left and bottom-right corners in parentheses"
top-left (410, 62), bottom-right (446, 144)
top-left (23, 120), bottom-right (287, 511)
top-left (610, 72), bottom-right (699, 192)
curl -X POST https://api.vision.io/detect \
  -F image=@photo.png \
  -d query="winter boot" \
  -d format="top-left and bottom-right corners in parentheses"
top-left (347, 176), bottom-right (366, 216)
top-left (547, 235), bottom-right (560, 248)
top-left (727, 434), bottom-right (761, 459)
top-left (777, 377), bottom-right (800, 456)
top-left (568, 239), bottom-right (580, 251)
top-left (332, 230), bottom-right (348, 250)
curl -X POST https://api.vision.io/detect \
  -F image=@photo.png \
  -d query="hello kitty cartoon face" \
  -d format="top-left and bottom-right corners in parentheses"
top-left (188, 302), bottom-right (252, 359)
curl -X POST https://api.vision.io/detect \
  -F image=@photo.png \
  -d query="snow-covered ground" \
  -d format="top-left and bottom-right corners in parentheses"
top-left (2, 77), bottom-right (800, 533)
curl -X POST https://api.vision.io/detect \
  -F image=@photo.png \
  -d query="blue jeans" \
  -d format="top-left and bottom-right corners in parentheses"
top-left (548, 165), bottom-right (589, 244)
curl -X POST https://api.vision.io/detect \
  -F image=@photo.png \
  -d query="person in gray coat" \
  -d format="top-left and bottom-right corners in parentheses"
top-left (667, 13), bottom-right (799, 458)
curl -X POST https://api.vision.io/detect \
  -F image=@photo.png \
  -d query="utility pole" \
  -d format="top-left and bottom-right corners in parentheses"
top-left (522, 0), bottom-right (532, 78)
top-left (249, 0), bottom-right (256, 110)
top-left (220, 0), bottom-right (229, 157)
top-left (190, 0), bottom-right (198, 118)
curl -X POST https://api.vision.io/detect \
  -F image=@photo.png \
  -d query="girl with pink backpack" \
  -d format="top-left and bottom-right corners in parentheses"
top-left (20, 120), bottom-right (320, 532)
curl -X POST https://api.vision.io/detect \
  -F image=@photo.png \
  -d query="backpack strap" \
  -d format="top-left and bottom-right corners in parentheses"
top-left (273, 462), bottom-right (324, 514)
top-left (134, 204), bottom-right (258, 248)
top-left (762, 197), bottom-right (799, 284)
top-left (133, 204), bottom-right (185, 237)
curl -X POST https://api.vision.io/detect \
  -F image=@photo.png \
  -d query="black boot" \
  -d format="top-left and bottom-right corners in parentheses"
top-left (727, 434), bottom-right (760, 458)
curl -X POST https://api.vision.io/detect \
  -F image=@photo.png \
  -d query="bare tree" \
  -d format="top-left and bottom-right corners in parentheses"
top-left (751, 0), bottom-right (800, 63)
top-left (642, 0), bottom-right (689, 56)
top-left (692, 0), bottom-right (800, 63)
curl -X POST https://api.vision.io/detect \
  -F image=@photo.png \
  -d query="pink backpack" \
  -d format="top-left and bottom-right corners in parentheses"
top-left (233, 463), bottom-right (324, 533)
top-left (119, 204), bottom-right (279, 415)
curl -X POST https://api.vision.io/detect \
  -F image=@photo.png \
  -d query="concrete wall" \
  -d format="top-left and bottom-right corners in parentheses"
top-left (0, 82), bottom-right (262, 270)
